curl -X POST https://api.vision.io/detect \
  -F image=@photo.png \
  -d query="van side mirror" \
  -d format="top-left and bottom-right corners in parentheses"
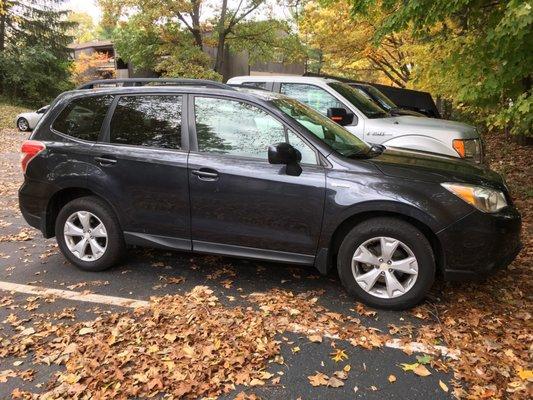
top-left (268, 142), bottom-right (302, 176)
top-left (327, 107), bottom-right (354, 126)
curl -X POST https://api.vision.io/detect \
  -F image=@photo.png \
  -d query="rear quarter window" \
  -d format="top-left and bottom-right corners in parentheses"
top-left (52, 95), bottom-right (113, 141)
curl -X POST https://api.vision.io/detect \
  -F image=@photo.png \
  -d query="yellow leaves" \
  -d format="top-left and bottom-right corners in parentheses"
top-left (517, 368), bottom-right (533, 380)
top-left (291, 346), bottom-right (300, 354)
top-left (330, 349), bottom-right (348, 362)
top-left (439, 380), bottom-right (449, 392)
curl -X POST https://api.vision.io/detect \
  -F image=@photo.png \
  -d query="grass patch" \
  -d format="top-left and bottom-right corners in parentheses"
top-left (0, 98), bottom-right (31, 129)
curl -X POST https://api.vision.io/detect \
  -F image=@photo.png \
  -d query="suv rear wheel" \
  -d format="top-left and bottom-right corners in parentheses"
top-left (55, 196), bottom-right (125, 271)
top-left (337, 217), bottom-right (435, 310)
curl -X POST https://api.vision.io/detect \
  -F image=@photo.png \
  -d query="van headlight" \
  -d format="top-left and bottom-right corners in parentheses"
top-left (452, 138), bottom-right (482, 163)
top-left (441, 183), bottom-right (507, 213)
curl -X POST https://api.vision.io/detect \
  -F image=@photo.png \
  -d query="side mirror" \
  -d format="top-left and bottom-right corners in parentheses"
top-left (268, 142), bottom-right (302, 176)
top-left (327, 108), bottom-right (354, 126)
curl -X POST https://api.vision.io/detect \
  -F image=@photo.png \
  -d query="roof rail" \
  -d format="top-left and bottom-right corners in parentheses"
top-left (77, 78), bottom-right (234, 90)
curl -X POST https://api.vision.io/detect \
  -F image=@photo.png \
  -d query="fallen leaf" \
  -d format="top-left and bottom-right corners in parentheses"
top-left (517, 368), bottom-right (533, 380)
top-left (308, 334), bottom-right (322, 343)
top-left (414, 364), bottom-right (431, 377)
top-left (78, 327), bottom-right (94, 336)
top-left (327, 376), bottom-right (344, 387)
top-left (439, 380), bottom-right (449, 392)
top-left (308, 372), bottom-right (329, 387)
top-left (330, 349), bottom-right (348, 362)
top-left (388, 374), bottom-right (396, 383)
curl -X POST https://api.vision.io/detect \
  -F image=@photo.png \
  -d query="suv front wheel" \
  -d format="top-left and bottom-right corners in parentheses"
top-left (337, 217), bottom-right (435, 310)
top-left (55, 196), bottom-right (125, 271)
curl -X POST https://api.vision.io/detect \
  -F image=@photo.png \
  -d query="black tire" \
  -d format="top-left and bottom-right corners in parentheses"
top-left (17, 117), bottom-right (30, 132)
top-left (337, 217), bottom-right (435, 310)
top-left (55, 196), bottom-right (125, 272)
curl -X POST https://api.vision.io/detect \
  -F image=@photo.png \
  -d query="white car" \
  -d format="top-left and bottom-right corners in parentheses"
top-left (16, 105), bottom-right (49, 132)
top-left (228, 76), bottom-right (483, 162)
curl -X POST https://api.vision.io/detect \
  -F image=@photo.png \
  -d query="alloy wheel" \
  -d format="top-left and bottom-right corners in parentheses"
top-left (351, 236), bottom-right (418, 299)
top-left (17, 118), bottom-right (29, 131)
top-left (64, 211), bottom-right (108, 261)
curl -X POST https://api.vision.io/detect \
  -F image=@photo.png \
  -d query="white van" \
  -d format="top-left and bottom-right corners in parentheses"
top-left (228, 76), bottom-right (482, 162)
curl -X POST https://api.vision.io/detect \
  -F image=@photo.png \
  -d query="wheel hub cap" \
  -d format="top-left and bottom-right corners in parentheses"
top-left (64, 211), bottom-right (108, 262)
top-left (351, 236), bottom-right (418, 299)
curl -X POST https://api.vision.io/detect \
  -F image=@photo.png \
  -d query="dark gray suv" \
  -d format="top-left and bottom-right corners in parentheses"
top-left (19, 79), bottom-right (521, 309)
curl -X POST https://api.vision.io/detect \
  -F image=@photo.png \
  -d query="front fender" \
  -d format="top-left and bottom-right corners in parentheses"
top-left (382, 135), bottom-right (458, 158)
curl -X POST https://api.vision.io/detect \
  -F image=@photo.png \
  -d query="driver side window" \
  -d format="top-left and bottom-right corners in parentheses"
top-left (194, 97), bottom-right (317, 164)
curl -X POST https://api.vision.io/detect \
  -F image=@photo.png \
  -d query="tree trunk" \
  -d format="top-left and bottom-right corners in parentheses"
top-left (0, 12), bottom-right (6, 52)
top-left (190, 0), bottom-right (203, 49)
top-left (214, 0), bottom-right (228, 75)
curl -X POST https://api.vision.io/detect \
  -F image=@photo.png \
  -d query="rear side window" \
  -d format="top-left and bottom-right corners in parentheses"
top-left (109, 95), bottom-right (182, 149)
top-left (280, 83), bottom-right (345, 115)
top-left (242, 82), bottom-right (267, 89)
top-left (52, 95), bottom-right (113, 141)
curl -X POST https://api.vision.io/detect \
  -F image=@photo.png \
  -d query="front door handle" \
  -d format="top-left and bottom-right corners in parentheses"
top-left (191, 168), bottom-right (219, 181)
top-left (94, 156), bottom-right (117, 166)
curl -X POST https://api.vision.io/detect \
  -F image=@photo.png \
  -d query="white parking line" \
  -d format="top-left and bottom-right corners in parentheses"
top-left (0, 281), bottom-right (149, 308)
top-left (0, 281), bottom-right (459, 359)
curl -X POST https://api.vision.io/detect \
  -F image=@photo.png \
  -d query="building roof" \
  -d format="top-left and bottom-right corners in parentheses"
top-left (68, 40), bottom-right (114, 51)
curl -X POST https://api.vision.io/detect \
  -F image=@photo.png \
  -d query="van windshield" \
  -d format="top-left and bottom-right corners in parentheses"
top-left (270, 97), bottom-right (371, 157)
top-left (328, 82), bottom-right (389, 119)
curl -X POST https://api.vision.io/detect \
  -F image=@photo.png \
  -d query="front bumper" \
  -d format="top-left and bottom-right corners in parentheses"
top-left (437, 206), bottom-right (522, 280)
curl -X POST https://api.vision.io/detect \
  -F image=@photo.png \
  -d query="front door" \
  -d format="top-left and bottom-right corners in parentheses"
top-left (88, 94), bottom-right (190, 249)
top-left (188, 96), bottom-right (326, 263)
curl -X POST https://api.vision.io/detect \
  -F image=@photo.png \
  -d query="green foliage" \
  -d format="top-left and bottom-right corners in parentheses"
top-left (228, 19), bottom-right (305, 65)
top-left (347, 0), bottom-right (533, 136)
top-left (113, 18), bottom-right (222, 80)
top-left (0, 46), bottom-right (72, 105)
top-left (0, 0), bottom-right (74, 105)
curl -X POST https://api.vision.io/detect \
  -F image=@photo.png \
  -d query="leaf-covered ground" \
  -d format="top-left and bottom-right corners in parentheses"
top-left (0, 126), bottom-right (531, 399)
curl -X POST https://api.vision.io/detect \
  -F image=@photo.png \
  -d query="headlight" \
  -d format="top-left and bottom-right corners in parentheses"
top-left (452, 139), bottom-right (482, 163)
top-left (441, 183), bottom-right (507, 213)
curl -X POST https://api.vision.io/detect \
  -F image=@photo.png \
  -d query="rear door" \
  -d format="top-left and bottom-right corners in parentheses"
top-left (187, 95), bottom-right (326, 263)
top-left (87, 93), bottom-right (191, 249)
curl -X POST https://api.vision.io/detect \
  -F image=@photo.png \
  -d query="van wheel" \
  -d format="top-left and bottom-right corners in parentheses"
top-left (55, 196), bottom-right (125, 272)
top-left (337, 217), bottom-right (435, 310)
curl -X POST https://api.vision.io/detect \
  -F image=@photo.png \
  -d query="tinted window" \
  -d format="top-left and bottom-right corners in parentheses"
top-left (110, 96), bottom-right (182, 149)
top-left (280, 83), bottom-right (345, 115)
top-left (53, 95), bottom-right (112, 141)
top-left (328, 82), bottom-right (388, 118)
top-left (242, 82), bottom-right (267, 89)
top-left (195, 97), bottom-right (317, 164)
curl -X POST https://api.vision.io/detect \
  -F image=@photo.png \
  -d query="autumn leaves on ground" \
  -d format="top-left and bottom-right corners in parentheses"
top-left (0, 123), bottom-right (531, 399)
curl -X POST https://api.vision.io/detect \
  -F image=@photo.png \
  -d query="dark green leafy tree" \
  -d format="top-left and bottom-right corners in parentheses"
top-left (0, 0), bottom-right (74, 104)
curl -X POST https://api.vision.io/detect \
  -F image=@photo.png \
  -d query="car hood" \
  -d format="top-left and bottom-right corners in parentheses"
top-left (368, 116), bottom-right (478, 138)
top-left (367, 147), bottom-right (505, 189)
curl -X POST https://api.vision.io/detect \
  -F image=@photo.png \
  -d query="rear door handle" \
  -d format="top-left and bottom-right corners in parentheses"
top-left (94, 156), bottom-right (117, 166)
top-left (191, 168), bottom-right (219, 181)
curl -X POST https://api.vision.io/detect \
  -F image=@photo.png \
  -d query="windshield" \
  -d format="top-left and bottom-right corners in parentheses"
top-left (363, 85), bottom-right (397, 110)
top-left (270, 97), bottom-right (371, 157)
top-left (328, 82), bottom-right (389, 119)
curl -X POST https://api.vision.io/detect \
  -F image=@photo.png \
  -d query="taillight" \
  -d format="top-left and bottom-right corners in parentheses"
top-left (21, 140), bottom-right (45, 173)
